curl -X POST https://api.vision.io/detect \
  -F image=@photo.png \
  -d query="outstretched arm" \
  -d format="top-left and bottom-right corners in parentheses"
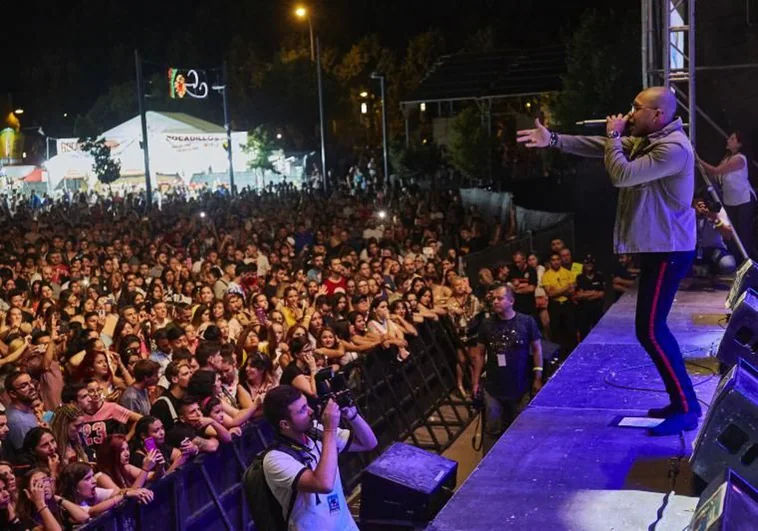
top-left (517, 117), bottom-right (636, 159)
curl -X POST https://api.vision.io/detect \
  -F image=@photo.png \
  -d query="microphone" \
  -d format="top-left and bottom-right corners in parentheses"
top-left (574, 119), bottom-right (608, 127)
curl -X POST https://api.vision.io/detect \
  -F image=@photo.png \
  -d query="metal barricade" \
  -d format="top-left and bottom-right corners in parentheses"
top-left (463, 217), bottom-right (575, 289)
top-left (78, 320), bottom-right (472, 530)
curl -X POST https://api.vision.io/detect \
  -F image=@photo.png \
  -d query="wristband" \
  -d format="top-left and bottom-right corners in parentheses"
top-left (323, 428), bottom-right (338, 433)
top-left (37, 505), bottom-right (49, 513)
top-left (347, 410), bottom-right (359, 421)
top-left (533, 367), bottom-right (544, 372)
top-left (548, 131), bottom-right (559, 148)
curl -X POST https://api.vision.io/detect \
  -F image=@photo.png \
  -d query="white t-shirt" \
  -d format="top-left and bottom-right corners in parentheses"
top-left (719, 154), bottom-right (755, 206)
top-left (534, 264), bottom-right (547, 299)
top-left (79, 487), bottom-right (116, 513)
top-left (263, 427), bottom-right (357, 531)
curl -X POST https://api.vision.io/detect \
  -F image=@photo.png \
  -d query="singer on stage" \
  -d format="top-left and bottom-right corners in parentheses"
top-left (517, 86), bottom-right (700, 436)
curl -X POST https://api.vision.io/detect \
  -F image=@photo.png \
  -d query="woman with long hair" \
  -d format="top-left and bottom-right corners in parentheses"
top-left (130, 416), bottom-right (191, 475)
top-left (56, 462), bottom-right (153, 518)
top-left (237, 354), bottom-right (277, 410)
top-left (16, 468), bottom-right (90, 529)
top-left (367, 299), bottom-right (410, 362)
top-left (95, 434), bottom-right (159, 490)
top-left (49, 405), bottom-right (88, 465)
top-left (389, 300), bottom-right (418, 337)
top-left (187, 371), bottom-right (258, 430)
top-left (0, 462), bottom-right (19, 527)
top-left (74, 339), bottom-right (131, 400)
top-left (698, 131), bottom-right (758, 260)
top-left (16, 428), bottom-right (61, 481)
top-left (192, 304), bottom-right (212, 331)
top-left (58, 290), bottom-right (80, 319)
top-left (0, 472), bottom-right (24, 530)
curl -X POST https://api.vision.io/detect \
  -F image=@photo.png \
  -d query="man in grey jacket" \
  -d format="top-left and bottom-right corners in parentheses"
top-left (517, 86), bottom-right (699, 436)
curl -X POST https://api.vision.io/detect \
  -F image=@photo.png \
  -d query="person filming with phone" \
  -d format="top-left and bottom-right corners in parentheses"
top-left (258, 385), bottom-right (377, 531)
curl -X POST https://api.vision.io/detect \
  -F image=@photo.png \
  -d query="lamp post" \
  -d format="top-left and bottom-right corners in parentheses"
top-left (295, 5), bottom-right (327, 194)
top-left (371, 72), bottom-right (389, 189)
top-left (212, 62), bottom-right (235, 196)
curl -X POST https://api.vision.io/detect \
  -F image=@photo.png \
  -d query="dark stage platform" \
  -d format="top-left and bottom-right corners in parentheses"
top-left (429, 288), bottom-right (727, 530)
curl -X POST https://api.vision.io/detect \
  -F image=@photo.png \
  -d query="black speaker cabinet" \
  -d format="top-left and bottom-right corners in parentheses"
top-left (717, 288), bottom-right (758, 368)
top-left (360, 442), bottom-right (457, 527)
top-left (691, 359), bottom-right (758, 486)
top-left (690, 469), bottom-right (758, 531)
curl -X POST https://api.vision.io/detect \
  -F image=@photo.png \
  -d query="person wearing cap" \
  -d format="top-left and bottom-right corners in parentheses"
top-left (574, 256), bottom-right (606, 340)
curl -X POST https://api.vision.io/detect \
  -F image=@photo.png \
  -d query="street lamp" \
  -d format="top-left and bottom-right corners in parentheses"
top-left (212, 62), bottom-right (236, 196)
top-left (371, 72), bottom-right (389, 189)
top-left (294, 5), bottom-right (327, 194)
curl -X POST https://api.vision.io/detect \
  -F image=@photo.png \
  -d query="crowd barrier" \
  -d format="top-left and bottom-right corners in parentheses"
top-left (79, 319), bottom-right (471, 531)
top-left (464, 217), bottom-right (575, 289)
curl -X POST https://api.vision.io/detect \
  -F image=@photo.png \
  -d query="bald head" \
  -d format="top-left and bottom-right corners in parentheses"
top-left (639, 87), bottom-right (677, 121)
top-left (629, 86), bottom-right (678, 136)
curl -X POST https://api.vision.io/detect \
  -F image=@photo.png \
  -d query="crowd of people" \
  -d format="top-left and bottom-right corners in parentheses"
top-left (0, 182), bottom-right (637, 529)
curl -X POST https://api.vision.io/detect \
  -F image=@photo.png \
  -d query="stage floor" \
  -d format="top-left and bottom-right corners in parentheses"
top-left (429, 287), bottom-right (728, 531)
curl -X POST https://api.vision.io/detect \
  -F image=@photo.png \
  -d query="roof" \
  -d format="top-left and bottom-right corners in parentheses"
top-left (102, 111), bottom-right (224, 138)
top-left (402, 45), bottom-right (566, 105)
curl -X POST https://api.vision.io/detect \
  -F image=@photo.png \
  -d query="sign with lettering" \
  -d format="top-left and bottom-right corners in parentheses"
top-left (168, 68), bottom-right (209, 100)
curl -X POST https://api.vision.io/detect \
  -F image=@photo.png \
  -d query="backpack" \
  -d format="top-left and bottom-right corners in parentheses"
top-left (244, 442), bottom-right (310, 531)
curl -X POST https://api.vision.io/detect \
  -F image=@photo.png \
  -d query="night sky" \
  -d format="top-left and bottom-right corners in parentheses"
top-left (4, 0), bottom-right (614, 134)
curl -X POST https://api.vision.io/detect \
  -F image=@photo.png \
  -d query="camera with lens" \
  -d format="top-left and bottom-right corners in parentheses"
top-left (314, 368), bottom-right (354, 413)
top-left (702, 197), bottom-right (722, 214)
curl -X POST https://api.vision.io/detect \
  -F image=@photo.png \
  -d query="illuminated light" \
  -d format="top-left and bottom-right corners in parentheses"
top-left (22, 152), bottom-right (27, 158)
top-left (361, 103), bottom-right (368, 114)
top-left (276, 133), bottom-right (282, 139)
top-left (422, 138), bottom-right (428, 144)
top-left (294, 6), bottom-right (308, 18)
top-left (14, 108), bottom-right (24, 115)
top-left (420, 102), bottom-right (426, 112)
top-left (378, 210), bottom-right (387, 219)
top-left (525, 102), bottom-right (532, 109)
top-left (63, 113), bottom-right (68, 118)
top-left (360, 91), bottom-right (368, 98)
top-left (200, 212), bottom-right (207, 218)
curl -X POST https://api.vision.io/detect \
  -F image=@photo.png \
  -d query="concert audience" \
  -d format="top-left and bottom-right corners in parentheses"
top-left (0, 184), bottom-right (632, 524)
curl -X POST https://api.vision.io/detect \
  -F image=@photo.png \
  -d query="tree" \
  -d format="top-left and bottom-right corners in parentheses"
top-left (242, 126), bottom-right (279, 189)
top-left (389, 136), bottom-right (442, 177)
top-left (79, 137), bottom-right (121, 190)
top-left (551, 7), bottom-right (641, 131)
top-left (448, 107), bottom-right (492, 181)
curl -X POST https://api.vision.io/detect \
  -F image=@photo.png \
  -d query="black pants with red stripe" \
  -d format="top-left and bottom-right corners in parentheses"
top-left (635, 251), bottom-right (699, 414)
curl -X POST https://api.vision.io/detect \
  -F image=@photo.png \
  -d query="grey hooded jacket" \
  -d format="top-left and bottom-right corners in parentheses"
top-left (557, 118), bottom-right (696, 254)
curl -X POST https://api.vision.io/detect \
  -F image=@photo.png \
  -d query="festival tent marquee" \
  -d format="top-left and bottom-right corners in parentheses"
top-left (46, 112), bottom-right (249, 190)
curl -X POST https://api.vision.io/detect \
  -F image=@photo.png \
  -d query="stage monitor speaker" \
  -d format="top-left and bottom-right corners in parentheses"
top-left (691, 359), bottom-right (758, 486)
top-left (360, 442), bottom-right (457, 527)
top-left (690, 468), bottom-right (758, 531)
top-left (717, 288), bottom-right (758, 368)
top-left (727, 259), bottom-right (758, 311)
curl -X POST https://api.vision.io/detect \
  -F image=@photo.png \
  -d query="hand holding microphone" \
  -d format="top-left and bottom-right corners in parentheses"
top-left (606, 111), bottom-right (632, 137)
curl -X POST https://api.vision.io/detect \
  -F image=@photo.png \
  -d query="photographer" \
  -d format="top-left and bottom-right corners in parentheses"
top-left (688, 196), bottom-right (736, 283)
top-left (262, 385), bottom-right (377, 531)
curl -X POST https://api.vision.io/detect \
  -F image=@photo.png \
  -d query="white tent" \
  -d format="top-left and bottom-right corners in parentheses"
top-left (46, 112), bottom-right (249, 189)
